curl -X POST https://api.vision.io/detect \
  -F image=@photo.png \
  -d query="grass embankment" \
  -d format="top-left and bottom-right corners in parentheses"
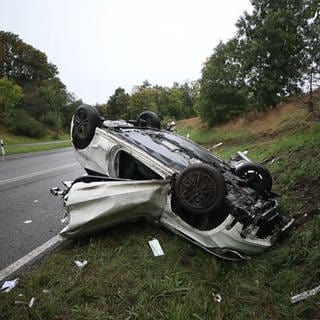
top-left (1, 98), bottom-right (320, 319)
top-left (0, 126), bottom-right (71, 154)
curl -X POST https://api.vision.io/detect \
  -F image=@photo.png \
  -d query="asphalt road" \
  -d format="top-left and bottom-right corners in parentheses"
top-left (0, 148), bottom-right (85, 270)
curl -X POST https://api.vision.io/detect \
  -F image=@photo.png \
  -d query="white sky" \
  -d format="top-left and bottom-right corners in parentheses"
top-left (1, 0), bottom-right (251, 105)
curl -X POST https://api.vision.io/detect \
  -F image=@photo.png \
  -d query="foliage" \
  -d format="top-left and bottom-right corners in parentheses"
top-left (0, 31), bottom-right (57, 83)
top-left (195, 0), bottom-right (320, 126)
top-left (99, 87), bottom-right (130, 120)
top-left (0, 76), bottom-right (23, 120)
top-left (129, 83), bottom-right (158, 118)
top-left (196, 39), bottom-right (249, 126)
top-left (0, 31), bottom-right (77, 135)
top-left (4, 108), bottom-right (46, 138)
top-left (100, 81), bottom-right (197, 123)
top-left (236, 0), bottom-right (316, 109)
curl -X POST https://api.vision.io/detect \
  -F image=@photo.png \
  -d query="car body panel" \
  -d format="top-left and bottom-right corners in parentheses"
top-left (60, 179), bottom-right (169, 238)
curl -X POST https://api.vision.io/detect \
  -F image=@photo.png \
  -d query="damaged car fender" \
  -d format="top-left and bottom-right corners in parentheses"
top-left (60, 179), bottom-right (170, 238)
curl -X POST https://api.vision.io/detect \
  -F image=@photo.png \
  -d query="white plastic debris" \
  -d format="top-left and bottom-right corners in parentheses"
top-left (74, 260), bottom-right (88, 269)
top-left (1, 278), bottom-right (19, 292)
top-left (211, 142), bottom-right (223, 150)
top-left (42, 289), bottom-right (50, 294)
top-left (23, 220), bottom-right (32, 224)
top-left (28, 297), bottom-right (35, 308)
top-left (212, 293), bottom-right (223, 303)
top-left (291, 284), bottom-right (320, 304)
top-left (148, 239), bottom-right (164, 257)
top-left (33, 200), bottom-right (39, 203)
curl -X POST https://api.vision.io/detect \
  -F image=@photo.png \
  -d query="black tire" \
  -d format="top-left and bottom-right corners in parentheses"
top-left (235, 163), bottom-right (272, 192)
top-left (136, 111), bottom-right (161, 129)
top-left (174, 164), bottom-right (227, 216)
top-left (72, 104), bottom-right (101, 149)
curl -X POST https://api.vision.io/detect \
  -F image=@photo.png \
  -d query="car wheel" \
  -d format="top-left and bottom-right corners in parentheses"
top-left (72, 104), bottom-right (101, 149)
top-left (136, 111), bottom-right (161, 129)
top-left (174, 164), bottom-right (227, 215)
top-left (235, 163), bottom-right (272, 192)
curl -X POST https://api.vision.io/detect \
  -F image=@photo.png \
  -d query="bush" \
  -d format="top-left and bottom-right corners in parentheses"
top-left (40, 111), bottom-right (63, 131)
top-left (5, 109), bottom-right (46, 138)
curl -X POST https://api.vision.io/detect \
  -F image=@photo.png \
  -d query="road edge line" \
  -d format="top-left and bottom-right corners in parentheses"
top-left (0, 235), bottom-right (65, 282)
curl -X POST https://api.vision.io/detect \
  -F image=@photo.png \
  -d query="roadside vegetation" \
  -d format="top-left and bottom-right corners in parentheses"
top-left (0, 125), bottom-right (70, 155)
top-left (1, 97), bottom-right (319, 320)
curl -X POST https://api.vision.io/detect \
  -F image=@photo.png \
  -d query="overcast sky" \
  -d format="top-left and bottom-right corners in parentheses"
top-left (1, 0), bottom-right (252, 105)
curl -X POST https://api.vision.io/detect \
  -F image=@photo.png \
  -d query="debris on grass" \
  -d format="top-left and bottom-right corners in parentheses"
top-left (291, 284), bottom-right (320, 304)
top-left (74, 260), bottom-right (88, 269)
top-left (1, 279), bottom-right (19, 293)
top-left (148, 239), bottom-right (164, 257)
top-left (212, 292), bottom-right (223, 303)
top-left (28, 297), bottom-right (35, 308)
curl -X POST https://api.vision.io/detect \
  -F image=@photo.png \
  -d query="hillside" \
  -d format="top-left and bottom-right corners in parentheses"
top-left (1, 94), bottom-right (320, 319)
top-left (178, 93), bottom-right (320, 219)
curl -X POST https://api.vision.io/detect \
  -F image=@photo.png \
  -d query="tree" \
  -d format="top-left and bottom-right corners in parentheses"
top-left (179, 81), bottom-right (198, 119)
top-left (236, 0), bottom-right (309, 108)
top-left (0, 31), bottom-right (58, 84)
top-left (103, 87), bottom-right (130, 120)
top-left (129, 83), bottom-right (157, 118)
top-left (0, 76), bottom-right (23, 120)
top-left (197, 39), bottom-right (249, 126)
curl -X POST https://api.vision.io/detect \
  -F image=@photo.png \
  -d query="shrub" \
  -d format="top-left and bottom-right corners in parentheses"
top-left (5, 109), bottom-right (46, 138)
top-left (40, 111), bottom-right (63, 131)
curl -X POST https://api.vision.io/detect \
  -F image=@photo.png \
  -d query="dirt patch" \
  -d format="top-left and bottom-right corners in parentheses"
top-left (177, 98), bottom-right (313, 139)
top-left (219, 103), bottom-right (307, 136)
top-left (176, 117), bottom-right (203, 129)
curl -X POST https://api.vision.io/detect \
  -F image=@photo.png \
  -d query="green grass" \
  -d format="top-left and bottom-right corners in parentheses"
top-left (1, 111), bottom-right (320, 319)
top-left (0, 127), bottom-right (71, 154)
top-left (177, 127), bottom-right (253, 146)
top-left (4, 140), bottom-right (71, 155)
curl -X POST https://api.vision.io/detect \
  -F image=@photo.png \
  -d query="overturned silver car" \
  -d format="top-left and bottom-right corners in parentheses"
top-left (52, 104), bottom-right (293, 260)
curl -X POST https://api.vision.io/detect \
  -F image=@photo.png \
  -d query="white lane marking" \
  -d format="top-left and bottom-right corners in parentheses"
top-left (0, 235), bottom-right (65, 282)
top-left (0, 163), bottom-right (78, 186)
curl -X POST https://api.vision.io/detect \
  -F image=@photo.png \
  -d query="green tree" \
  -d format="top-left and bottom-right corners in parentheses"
top-left (197, 39), bottom-right (249, 126)
top-left (104, 87), bottom-right (130, 120)
top-left (0, 76), bottom-right (23, 120)
top-left (179, 81), bottom-right (198, 119)
top-left (236, 0), bottom-right (309, 108)
top-left (167, 83), bottom-right (184, 119)
top-left (129, 83), bottom-right (157, 118)
top-left (0, 31), bottom-right (58, 84)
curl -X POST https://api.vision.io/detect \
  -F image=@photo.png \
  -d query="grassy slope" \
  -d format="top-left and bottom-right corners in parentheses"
top-left (1, 96), bottom-right (320, 319)
top-left (0, 126), bottom-right (70, 154)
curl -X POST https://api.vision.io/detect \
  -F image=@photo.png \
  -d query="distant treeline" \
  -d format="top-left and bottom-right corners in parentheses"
top-left (0, 0), bottom-right (319, 136)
